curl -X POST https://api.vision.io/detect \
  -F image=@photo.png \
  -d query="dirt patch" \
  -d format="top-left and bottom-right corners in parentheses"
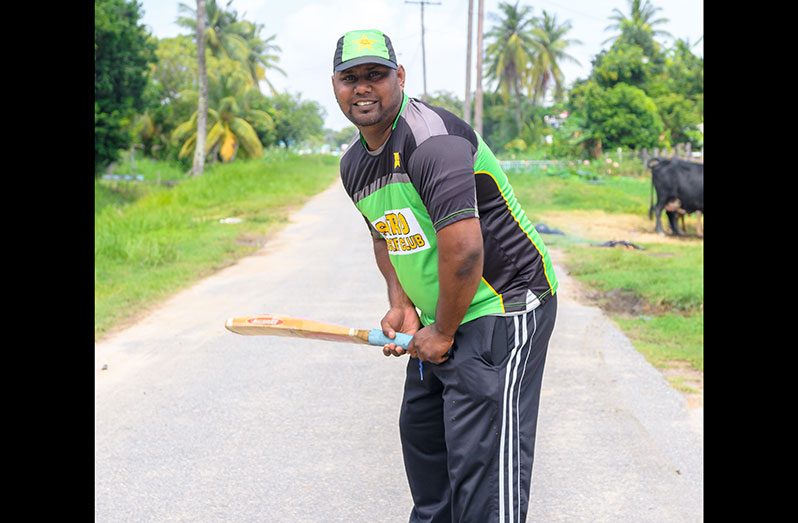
top-left (235, 233), bottom-right (267, 248)
top-left (661, 361), bottom-right (703, 408)
top-left (583, 288), bottom-right (675, 317)
top-left (538, 209), bottom-right (704, 246)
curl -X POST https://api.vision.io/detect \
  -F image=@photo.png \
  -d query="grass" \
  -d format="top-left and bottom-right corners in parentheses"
top-left (508, 167), bottom-right (703, 377)
top-left (95, 153), bottom-right (339, 339)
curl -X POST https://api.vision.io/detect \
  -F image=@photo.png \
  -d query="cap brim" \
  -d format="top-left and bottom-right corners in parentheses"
top-left (334, 56), bottom-right (397, 72)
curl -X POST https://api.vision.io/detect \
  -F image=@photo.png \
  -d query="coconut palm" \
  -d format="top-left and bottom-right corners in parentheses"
top-left (177, 1), bottom-right (283, 94)
top-left (238, 20), bottom-right (285, 94)
top-left (177, 0), bottom-right (249, 63)
top-left (484, 1), bottom-right (537, 133)
top-left (602, 0), bottom-right (672, 52)
top-left (172, 61), bottom-right (272, 162)
top-left (529, 10), bottom-right (581, 103)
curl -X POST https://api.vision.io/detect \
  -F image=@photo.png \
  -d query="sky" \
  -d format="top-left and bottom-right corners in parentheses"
top-left (138, 0), bottom-right (703, 131)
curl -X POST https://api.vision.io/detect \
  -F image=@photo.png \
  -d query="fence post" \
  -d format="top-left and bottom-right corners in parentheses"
top-left (685, 142), bottom-right (692, 159)
top-left (653, 147), bottom-right (659, 158)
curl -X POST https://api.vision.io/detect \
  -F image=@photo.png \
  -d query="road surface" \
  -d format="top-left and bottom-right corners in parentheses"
top-left (95, 179), bottom-right (703, 522)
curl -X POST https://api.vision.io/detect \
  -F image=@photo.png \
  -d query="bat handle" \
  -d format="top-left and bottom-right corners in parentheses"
top-left (367, 329), bottom-right (413, 349)
top-left (367, 330), bottom-right (423, 381)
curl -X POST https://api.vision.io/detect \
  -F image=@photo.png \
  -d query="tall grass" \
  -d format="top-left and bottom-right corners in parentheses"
top-left (95, 154), bottom-right (339, 339)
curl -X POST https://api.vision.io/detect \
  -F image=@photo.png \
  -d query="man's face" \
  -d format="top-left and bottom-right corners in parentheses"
top-left (332, 63), bottom-right (405, 128)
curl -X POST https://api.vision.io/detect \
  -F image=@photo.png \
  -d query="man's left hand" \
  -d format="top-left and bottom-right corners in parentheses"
top-left (408, 324), bottom-right (454, 364)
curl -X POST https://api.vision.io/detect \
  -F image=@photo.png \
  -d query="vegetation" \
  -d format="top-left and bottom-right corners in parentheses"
top-left (95, 0), bottom-right (156, 173)
top-left (508, 167), bottom-right (703, 378)
top-left (95, 153), bottom-right (339, 338)
top-left (94, 0), bottom-right (326, 176)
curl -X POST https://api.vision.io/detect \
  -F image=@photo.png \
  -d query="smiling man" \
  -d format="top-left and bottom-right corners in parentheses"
top-left (332, 29), bottom-right (559, 523)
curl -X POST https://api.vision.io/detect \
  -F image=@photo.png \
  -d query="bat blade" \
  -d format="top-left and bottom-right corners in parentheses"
top-left (225, 314), bottom-right (371, 345)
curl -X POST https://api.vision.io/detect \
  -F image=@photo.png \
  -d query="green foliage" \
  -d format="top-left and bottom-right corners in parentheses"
top-left (602, 0), bottom-right (672, 58)
top-left (569, 81), bottom-right (665, 155)
top-left (653, 93), bottom-right (702, 148)
top-left (424, 91), bottom-right (464, 118)
top-left (95, 155), bottom-right (339, 337)
top-left (176, 0), bottom-right (284, 93)
top-left (269, 92), bottom-right (326, 148)
top-left (528, 10), bottom-right (582, 103)
top-left (324, 126), bottom-right (359, 150)
top-left (95, 0), bottom-right (156, 174)
top-left (170, 57), bottom-right (274, 162)
top-left (592, 44), bottom-right (649, 89)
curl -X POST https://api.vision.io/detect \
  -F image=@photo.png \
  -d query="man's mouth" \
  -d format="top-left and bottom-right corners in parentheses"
top-left (354, 100), bottom-right (377, 107)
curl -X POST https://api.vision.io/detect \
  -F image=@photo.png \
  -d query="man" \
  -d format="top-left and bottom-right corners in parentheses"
top-left (332, 29), bottom-right (558, 523)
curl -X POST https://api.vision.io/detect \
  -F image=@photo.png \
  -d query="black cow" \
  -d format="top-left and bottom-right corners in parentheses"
top-left (648, 157), bottom-right (703, 236)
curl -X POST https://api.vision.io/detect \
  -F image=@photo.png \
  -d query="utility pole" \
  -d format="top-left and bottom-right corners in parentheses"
top-left (464, 0), bottom-right (473, 124)
top-left (405, 0), bottom-right (441, 100)
top-left (474, 0), bottom-right (484, 135)
top-left (192, 0), bottom-right (208, 176)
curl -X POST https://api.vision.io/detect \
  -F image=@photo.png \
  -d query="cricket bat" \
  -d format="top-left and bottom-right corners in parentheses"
top-left (225, 314), bottom-right (414, 349)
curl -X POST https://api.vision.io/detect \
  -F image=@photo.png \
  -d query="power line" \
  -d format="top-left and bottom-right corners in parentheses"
top-left (405, 0), bottom-right (441, 99)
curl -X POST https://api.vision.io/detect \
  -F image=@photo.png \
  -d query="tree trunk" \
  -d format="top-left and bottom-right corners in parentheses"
top-left (592, 138), bottom-right (602, 159)
top-left (473, 0), bottom-right (484, 135)
top-left (464, 0), bottom-right (473, 125)
top-left (191, 0), bottom-right (208, 177)
top-left (514, 76), bottom-right (522, 135)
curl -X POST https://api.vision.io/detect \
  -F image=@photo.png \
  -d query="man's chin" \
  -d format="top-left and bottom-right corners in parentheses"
top-left (347, 111), bottom-right (384, 127)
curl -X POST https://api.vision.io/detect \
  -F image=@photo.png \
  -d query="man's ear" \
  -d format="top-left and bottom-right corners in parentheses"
top-left (397, 65), bottom-right (406, 89)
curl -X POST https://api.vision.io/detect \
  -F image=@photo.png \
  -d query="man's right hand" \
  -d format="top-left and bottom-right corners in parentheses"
top-left (380, 306), bottom-right (421, 357)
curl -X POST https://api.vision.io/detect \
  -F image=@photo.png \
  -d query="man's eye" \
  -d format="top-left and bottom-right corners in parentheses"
top-left (368, 72), bottom-right (383, 80)
top-left (344, 75), bottom-right (356, 82)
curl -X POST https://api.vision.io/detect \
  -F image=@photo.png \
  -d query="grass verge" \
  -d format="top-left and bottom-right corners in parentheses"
top-left (95, 154), bottom-right (339, 340)
top-left (508, 168), bottom-right (703, 385)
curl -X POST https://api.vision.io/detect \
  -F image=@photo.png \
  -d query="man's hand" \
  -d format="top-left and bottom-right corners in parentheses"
top-left (381, 306), bottom-right (421, 357)
top-left (408, 324), bottom-right (454, 364)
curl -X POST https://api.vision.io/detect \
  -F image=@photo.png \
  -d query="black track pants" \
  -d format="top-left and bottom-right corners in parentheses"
top-left (400, 294), bottom-right (557, 523)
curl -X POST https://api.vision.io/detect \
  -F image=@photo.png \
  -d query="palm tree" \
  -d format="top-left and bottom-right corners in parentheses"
top-left (177, 0), bottom-right (249, 62)
top-left (529, 10), bottom-right (581, 103)
top-left (603, 0), bottom-right (672, 53)
top-left (177, 1), bottom-right (283, 94)
top-left (172, 60), bottom-right (272, 162)
top-left (484, 1), bottom-right (537, 133)
top-left (238, 20), bottom-right (285, 94)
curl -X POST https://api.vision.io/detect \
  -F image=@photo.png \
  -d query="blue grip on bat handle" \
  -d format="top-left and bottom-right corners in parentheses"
top-left (368, 329), bottom-right (413, 349)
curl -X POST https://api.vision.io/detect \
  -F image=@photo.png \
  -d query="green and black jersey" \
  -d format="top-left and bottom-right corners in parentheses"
top-left (340, 94), bottom-right (558, 327)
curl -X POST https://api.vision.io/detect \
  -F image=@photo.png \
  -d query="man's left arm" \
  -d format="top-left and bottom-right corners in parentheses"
top-left (411, 217), bottom-right (484, 363)
top-left (406, 134), bottom-right (485, 363)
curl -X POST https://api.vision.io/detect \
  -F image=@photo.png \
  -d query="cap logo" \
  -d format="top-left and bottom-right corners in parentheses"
top-left (357, 36), bottom-right (375, 49)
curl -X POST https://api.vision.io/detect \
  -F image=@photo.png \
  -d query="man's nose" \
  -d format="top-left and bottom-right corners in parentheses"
top-left (354, 80), bottom-right (372, 95)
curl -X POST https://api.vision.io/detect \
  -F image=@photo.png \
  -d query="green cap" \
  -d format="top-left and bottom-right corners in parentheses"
top-left (333, 29), bottom-right (397, 72)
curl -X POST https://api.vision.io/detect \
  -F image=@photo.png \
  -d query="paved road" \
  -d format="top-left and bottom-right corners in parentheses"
top-left (95, 180), bottom-right (703, 522)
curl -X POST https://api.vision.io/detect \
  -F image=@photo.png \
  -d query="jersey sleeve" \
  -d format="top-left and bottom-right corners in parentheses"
top-left (363, 214), bottom-right (382, 239)
top-left (406, 134), bottom-right (478, 232)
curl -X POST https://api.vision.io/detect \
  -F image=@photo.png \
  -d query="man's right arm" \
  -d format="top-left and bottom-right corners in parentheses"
top-left (372, 236), bottom-right (421, 357)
